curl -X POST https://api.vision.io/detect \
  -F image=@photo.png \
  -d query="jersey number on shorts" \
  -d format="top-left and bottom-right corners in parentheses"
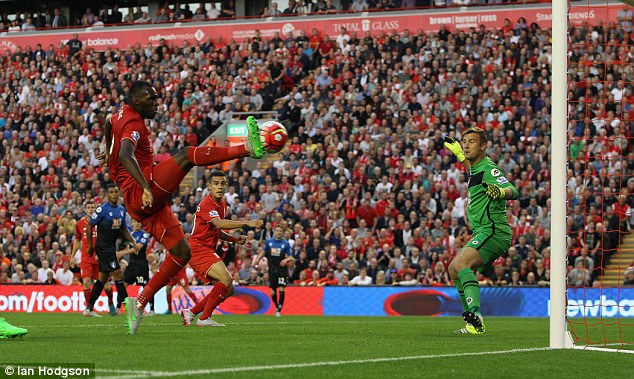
top-left (136, 276), bottom-right (147, 285)
top-left (278, 277), bottom-right (287, 286)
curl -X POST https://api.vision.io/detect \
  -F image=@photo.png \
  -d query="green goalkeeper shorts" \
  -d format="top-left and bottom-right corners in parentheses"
top-left (463, 228), bottom-right (512, 274)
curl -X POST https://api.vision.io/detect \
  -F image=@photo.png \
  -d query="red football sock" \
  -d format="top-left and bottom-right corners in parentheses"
top-left (137, 254), bottom-right (187, 309)
top-left (187, 291), bottom-right (199, 303)
top-left (187, 145), bottom-right (248, 166)
top-left (199, 282), bottom-right (229, 320)
top-left (83, 289), bottom-right (92, 307)
top-left (167, 292), bottom-right (173, 312)
top-left (190, 296), bottom-right (208, 315)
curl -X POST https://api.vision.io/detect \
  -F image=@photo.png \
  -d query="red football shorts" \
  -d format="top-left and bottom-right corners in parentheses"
top-left (167, 266), bottom-right (190, 287)
top-left (189, 244), bottom-right (222, 285)
top-left (80, 262), bottom-right (99, 280)
top-left (122, 158), bottom-right (187, 250)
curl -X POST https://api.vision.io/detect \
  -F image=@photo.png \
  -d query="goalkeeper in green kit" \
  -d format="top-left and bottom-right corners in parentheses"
top-left (444, 128), bottom-right (518, 334)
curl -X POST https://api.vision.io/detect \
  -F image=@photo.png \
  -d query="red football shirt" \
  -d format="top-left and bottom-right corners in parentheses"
top-left (108, 105), bottom-right (155, 190)
top-left (357, 205), bottom-right (378, 227)
top-left (75, 218), bottom-right (97, 264)
top-left (190, 195), bottom-right (226, 247)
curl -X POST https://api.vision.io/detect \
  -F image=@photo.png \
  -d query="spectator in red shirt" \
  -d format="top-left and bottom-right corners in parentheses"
top-left (357, 199), bottom-right (378, 234)
top-left (396, 258), bottom-right (416, 281)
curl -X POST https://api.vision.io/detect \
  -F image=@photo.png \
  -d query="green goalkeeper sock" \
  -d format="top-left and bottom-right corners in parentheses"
top-left (458, 268), bottom-right (481, 315)
top-left (454, 277), bottom-right (469, 312)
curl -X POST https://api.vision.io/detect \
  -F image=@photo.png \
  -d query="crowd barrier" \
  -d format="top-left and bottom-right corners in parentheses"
top-left (2, 285), bottom-right (632, 318)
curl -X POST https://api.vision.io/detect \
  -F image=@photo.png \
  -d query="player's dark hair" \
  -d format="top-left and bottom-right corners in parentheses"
top-left (84, 199), bottom-right (95, 207)
top-left (209, 170), bottom-right (227, 179)
top-left (463, 127), bottom-right (487, 146)
top-left (106, 183), bottom-right (119, 190)
top-left (128, 81), bottom-right (153, 104)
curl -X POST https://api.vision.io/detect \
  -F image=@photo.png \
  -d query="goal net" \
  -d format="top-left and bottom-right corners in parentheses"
top-left (558, 0), bottom-right (634, 352)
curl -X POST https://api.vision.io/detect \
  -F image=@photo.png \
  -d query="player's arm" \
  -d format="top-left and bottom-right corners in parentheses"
top-left (116, 244), bottom-right (136, 259)
top-left (137, 232), bottom-right (150, 251)
top-left (280, 255), bottom-right (294, 268)
top-left (70, 240), bottom-right (81, 257)
top-left (280, 242), bottom-right (295, 267)
top-left (210, 218), bottom-right (263, 230)
top-left (482, 172), bottom-right (519, 201)
top-left (122, 226), bottom-right (139, 255)
top-left (119, 139), bottom-right (153, 208)
top-left (483, 183), bottom-right (517, 201)
top-left (71, 222), bottom-right (83, 256)
top-left (443, 136), bottom-right (471, 170)
top-left (371, 216), bottom-right (378, 235)
top-left (86, 221), bottom-right (96, 257)
top-left (97, 115), bottom-right (112, 166)
top-left (219, 230), bottom-right (247, 244)
top-left (86, 207), bottom-right (104, 257)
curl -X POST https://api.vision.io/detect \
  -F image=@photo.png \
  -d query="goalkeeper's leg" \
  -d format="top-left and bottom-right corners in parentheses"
top-left (454, 277), bottom-right (470, 312)
top-left (449, 246), bottom-right (485, 334)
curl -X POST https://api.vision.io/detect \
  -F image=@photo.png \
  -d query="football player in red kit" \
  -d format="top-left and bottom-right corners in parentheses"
top-left (99, 81), bottom-right (266, 334)
top-left (181, 170), bottom-right (263, 326)
top-left (71, 199), bottom-right (116, 316)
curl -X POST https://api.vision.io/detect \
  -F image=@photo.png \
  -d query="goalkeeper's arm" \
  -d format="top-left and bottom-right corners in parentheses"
top-left (443, 136), bottom-right (471, 170)
top-left (483, 182), bottom-right (519, 201)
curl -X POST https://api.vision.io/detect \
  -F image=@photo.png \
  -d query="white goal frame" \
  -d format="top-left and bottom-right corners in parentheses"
top-left (550, 0), bottom-right (633, 353)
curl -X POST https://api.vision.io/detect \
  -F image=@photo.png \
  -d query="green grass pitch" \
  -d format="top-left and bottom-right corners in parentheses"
top-left (1, 314), bottom-right (632, 378)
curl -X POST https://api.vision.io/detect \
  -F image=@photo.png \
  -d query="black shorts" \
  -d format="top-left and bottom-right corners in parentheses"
top-left (96, 249), bottom-right (120, 274)
top-left (124, 264), bottom-right (149, 286)
top-left (269, 271), bottom-right (288, 288)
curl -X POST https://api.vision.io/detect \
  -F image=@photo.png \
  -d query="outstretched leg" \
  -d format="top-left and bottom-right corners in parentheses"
top-left (172, 116), bottom-right (265, 173)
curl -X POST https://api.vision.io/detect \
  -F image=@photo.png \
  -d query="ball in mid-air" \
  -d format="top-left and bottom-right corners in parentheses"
top-left (260, 121), bottom-right (288, 153)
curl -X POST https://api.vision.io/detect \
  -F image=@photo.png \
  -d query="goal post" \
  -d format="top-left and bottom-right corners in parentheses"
top-left (552, 0), bottom-right (634, 353)
top-left (550, 0), bottom-right (569, 350)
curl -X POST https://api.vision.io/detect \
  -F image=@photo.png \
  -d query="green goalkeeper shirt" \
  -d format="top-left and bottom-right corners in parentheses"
top-left (467, 156), bottom-right (519, 232)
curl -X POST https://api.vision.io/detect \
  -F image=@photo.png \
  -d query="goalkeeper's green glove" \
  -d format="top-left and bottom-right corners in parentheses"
top-left (443, 137), bottom-right (465, 162)
top-left (483, 183), bottom-right (505, 200)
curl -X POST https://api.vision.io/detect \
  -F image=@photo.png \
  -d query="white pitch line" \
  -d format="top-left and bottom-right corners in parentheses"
top-left (17, 319), bottom-right (438, 328)
top-left (95, 347), bottom-right (553, 379)
top-left (96, 369), bottom-right (164, 375)
top-left (572, 345), bottom-right (634, 354)
top-left (17, 322), bottom-right (183, 328)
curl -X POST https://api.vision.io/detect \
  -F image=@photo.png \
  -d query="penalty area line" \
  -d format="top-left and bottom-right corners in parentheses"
top-left (95, 347), bottom-right (552, 379)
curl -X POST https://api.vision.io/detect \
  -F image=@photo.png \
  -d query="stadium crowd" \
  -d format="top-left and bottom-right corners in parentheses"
top-left (0, 1), bottom-right (551, 31)
top-left (0, 7), bottom-right (633, 291)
